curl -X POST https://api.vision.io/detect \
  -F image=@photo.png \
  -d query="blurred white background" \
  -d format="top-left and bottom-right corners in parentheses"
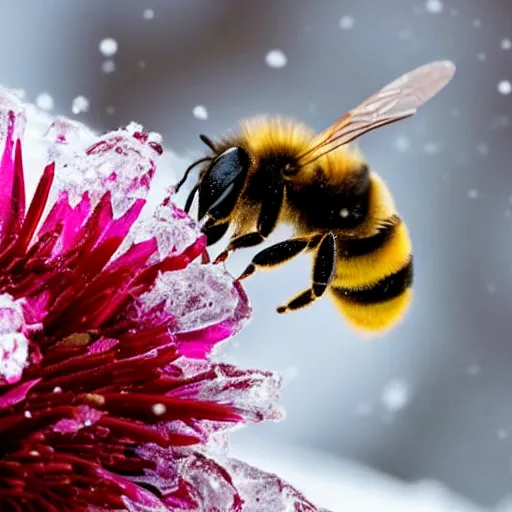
top-left (6, 0), bottom-right (512, 509)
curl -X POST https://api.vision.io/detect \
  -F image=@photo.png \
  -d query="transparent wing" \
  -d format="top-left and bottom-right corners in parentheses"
top-left (299, 60), bottom-right (456, 165)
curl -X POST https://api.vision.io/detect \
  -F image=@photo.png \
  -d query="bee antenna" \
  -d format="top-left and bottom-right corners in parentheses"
top-left (174, 156), bottom-right (211, 193)
top-left (199, 134), bottom-right (217, 151)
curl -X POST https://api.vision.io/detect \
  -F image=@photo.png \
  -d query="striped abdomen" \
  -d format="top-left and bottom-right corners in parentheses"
top-left (329, 215), bottom-right (413, 334)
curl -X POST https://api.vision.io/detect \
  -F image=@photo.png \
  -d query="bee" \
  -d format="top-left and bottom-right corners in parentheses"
top-left (175, 61), bottom-right (455, 334)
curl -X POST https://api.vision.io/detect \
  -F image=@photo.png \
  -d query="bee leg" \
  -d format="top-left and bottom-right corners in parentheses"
top-left (202, 217), bottom-right (231, 246)
top-left (238, 235), bottom-right (321, 280)
top-left (214, 181), bottom-right (285, 264)
top-left (276, 232), bottom-right (336, 314)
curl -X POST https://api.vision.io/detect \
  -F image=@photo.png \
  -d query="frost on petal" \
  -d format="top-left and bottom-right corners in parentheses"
top-left (52, 121), bottom-right (163, 215)
top-left (132, 443), bottom-right (179, 495)
top-left (144, 263), bottom-right (239, 333)
top-left (119, 197), bottom-right (204, 264)
top-left (45, 115), bottom-right (96, 154)
top-left (174, 360), bottom-right (284, 423)
top-left (139, 262), bottom-right (251, 358)
top-left (0, 294), bottom-right (29, 384)
top-left (165, 453), bottom-right (242, 511)
top-left (0, 88), bottom-right (26, 147)
top-left (229, 459), bottom-right (331, 512)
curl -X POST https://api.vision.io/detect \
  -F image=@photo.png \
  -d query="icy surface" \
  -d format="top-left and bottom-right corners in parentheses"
top-left (141, 262), bottom-right (240, 333)
top-left (0, 89), bottom-right (26, 148)
top-left (179, 361), bottom-right (285, 422)
top-left (50, 120), bottom-right (161, 214)
top-left (232, 442), bottom-right (485, 512)
top-left (229, 459), bottom-right (328, 512)
top-left (118, 198), bottom-right (202, 261)
top-left (0, 294), bottom-right (29, 384)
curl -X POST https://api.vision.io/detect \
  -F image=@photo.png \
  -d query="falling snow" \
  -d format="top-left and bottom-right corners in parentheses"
top-left (498, 80), bottom-right (512, 95)
top-left (265, 49), bottom-right (287, 68)
top-left (98, 38), bottom-right (118, 57)
top-left (467, 189), bottom-right (479, 199)
top-left (473, 19), bottom-right (482, 28)
top-left (101, 60), bottom-right (116, 74)
top-left (466, 364), bottom-right (481, 376)
top-left (355, 402), bottom-right (373, 417)
top-left (502, 38), bottom-right (512, 50)
top-left (394, 135), bottom-right (410, 152)
top-left (152, 403), bottom-right (167, 416)
top-left (143, 8), bottom-right (155, 20)
top-left (498, 430), bottom-right (509, 440)
top-left (477, 143), bottom-right (489, 156)
top-left (192, 105), bottom-right (208, 120)
top-left (425, 0), bottom-right (443, 14)
top-left (339, 16), bottom-right (355, 30)
top-left (35, 92), bottom-right (54, 111)
top-left (381, 380), bottom-right (410, 412)
top-left (71, 96), bottom-right (90, 115)
top-left (477, 52), bottom-right (486, 61)
top-left (105, 106), bottom-right (115, 115)
top-left (398, 29), bottom-right (412, 41)
top-left (424, 142), bottom-right (440, 154)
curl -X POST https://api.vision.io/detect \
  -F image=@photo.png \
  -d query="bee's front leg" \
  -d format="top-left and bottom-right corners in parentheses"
top-left (214, 180), bottom-right (285, 264)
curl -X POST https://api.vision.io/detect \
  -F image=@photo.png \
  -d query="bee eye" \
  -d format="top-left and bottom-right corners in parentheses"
top-left (339, 208), bottom-right (350, 218)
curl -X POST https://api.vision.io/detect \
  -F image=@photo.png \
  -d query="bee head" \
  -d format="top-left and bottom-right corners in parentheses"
top-left (197, 146), bottom-right (250, 221)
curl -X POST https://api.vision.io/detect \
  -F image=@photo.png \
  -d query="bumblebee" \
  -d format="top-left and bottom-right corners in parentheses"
top-left (175, 61), bottom-right (455, 334)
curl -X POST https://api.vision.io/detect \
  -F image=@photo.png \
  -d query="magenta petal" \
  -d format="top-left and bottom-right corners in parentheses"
top-left (0, 378), bottom-right (40, 409)
top-left (0, 113), bottom-right (17, 242)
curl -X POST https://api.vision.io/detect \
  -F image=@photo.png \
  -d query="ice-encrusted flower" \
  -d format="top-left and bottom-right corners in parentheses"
top-left (0, 89), bottom-right (328, 511)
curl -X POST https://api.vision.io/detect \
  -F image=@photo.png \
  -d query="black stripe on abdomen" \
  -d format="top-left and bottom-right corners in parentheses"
top-left (332, 257), bottom-right (413, 304)
top-left (339, 216), bottom-right (400, 259)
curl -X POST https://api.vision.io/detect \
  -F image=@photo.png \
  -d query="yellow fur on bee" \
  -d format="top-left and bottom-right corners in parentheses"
top-left (332, 222), bottom-right (412, 289)
top-left (330, 289), bottom-right (412, 335)
top-left (239, 116), bottom-right (313, 158)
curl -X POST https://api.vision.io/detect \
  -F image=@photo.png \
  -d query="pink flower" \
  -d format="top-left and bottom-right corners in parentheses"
top-left (0, 90), bottom-right (328, 511)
